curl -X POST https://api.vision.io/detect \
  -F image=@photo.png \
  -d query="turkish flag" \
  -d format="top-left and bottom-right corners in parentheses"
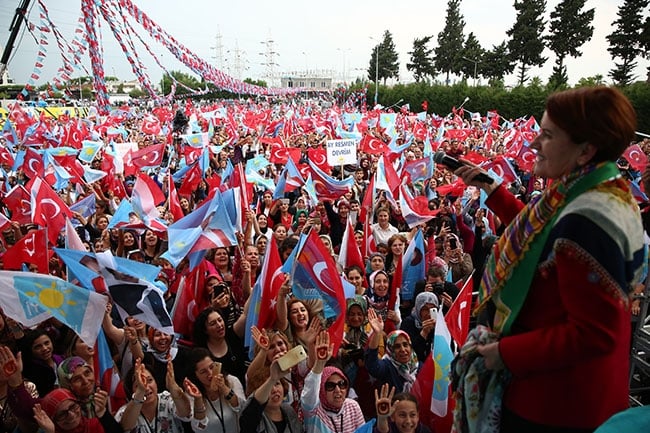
top-left (307, 148), bottom-right (330, 172)
top-left (484, 155), bottom-right (518, 184)
top-left (623, 144), bottom-right (648, 172)
top-left (515, 145), bottom-right (537, 173)
top-left (257, 238), bottom-right (284, 330)
top-left (172, 261), bottom-right (209, 339)
top-left (22, 148), bottom-right (44, 179)
top-left (178, 162), bottom-right (203, 197)
top-left (4, 185), bottom-right (32, 225)
top-left (269, 142), bottom-right (289, 164)
top-left (141, 115), bottom-right (162, 136)
top-left (168, 175), bottom-right (185, 222)
top-left (131, 143), bottom-right (165, 169)
top-left (2, 228), bottom-right (49, 273)
top-left (28, 177), bottom-right (73, 245)
top-left (444, 275), bottom-right (474, 347)
top-left (359, 133), bottom-right (388, 155)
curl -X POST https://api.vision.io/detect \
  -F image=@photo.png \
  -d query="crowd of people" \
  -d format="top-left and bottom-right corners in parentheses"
top-left (0, 85), bottom-right (648, 433)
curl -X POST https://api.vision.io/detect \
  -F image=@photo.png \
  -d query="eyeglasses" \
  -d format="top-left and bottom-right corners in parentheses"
top-left (324, 380), bottom-right (348, 392)
top-left (54, 402), bottom-right (80, 422)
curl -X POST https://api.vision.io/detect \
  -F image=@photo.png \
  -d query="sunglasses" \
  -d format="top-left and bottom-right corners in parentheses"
top-left (324, 380), bottom-right (348, 392)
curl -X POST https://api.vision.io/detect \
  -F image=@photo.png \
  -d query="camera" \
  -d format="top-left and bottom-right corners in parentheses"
top-left (432, 282), bottom-right (445, 295)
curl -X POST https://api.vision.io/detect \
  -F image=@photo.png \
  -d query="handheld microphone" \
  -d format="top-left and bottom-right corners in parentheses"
top-left (433, 151), bottom-right (494, 184)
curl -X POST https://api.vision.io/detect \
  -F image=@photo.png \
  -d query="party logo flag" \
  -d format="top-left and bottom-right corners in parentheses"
top-left (96, 251), bottom-right (173, 335)
top-left (291, 229), bottom-right (346, 353)
top-left (0, 271), bottom-right (108, 346)
top-left (431, 308), bottom-right (453, 417)
top-left (401, 230), bottom-right (425, 302)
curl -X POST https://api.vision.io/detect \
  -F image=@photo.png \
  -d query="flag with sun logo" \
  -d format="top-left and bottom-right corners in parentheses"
top-left (0, 271), bottom-right (108, 346)
top-left (431, 307), bottom-right (453, 417)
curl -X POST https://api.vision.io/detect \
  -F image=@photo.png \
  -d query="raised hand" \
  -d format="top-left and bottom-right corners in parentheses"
top-left (0, 346), bottom-right (23, 387)
top-left (374, 383), bottom-right (396, 417)
top-left (183, 378), bottom-right (202, 399)
top-left (33, 404), bottom-right (55, 433)
top-left (251, 326), bottom-right (269, 351)
top-left (368, 308), bottom-right (384, 334)
top-left (314, 330), bottom-right (333, 363)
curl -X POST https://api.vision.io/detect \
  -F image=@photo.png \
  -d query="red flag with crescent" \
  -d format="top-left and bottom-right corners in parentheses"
top-left (2, 228), bottom-right (48, 273)
top-left (28, 176), bottom-right (73, 244)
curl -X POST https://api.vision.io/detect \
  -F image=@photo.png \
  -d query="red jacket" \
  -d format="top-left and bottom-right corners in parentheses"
top-left (486, 184), bottom-right (636, 429)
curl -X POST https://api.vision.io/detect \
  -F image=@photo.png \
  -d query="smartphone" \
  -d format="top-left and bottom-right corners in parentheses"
top-left (277, 345), bottom-right (307, 371)
top-left (449, 237), bottom-right (457, 249)
top-left (429, 307), bottom-right (438, 318)
top-left (211, 361), bottom-right (222, 376)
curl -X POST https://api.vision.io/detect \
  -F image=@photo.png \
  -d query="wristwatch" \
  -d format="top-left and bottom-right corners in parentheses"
top-left (131, 393), bottom-right (146, 404)
top-left (225, 389), bottom-right (235, 400)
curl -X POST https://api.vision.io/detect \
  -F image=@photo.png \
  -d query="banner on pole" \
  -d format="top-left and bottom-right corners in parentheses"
top-left (326, 139), bottom-right (358, 166)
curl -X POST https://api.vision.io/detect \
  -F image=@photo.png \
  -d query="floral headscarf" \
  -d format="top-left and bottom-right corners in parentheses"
top-left (384, 330), bottom-right (418, 392)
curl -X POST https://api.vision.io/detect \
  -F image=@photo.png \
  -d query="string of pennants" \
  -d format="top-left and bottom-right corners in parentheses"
top-left (20, 0), bottom-right (303, 115)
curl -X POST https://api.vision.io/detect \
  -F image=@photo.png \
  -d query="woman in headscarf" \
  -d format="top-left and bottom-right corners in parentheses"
top-left (57, 357), bottom-right (97, 417)
top-left (301, 331), bottom-right (365, 433)
top-left (365, 309), bottom-right (419, 393)
top-left (399, 292), bottom-right (439, 363)
top-left (365, 270), bottom-right (401, 333)
top-left (33, 388), bottom-right (121, 433)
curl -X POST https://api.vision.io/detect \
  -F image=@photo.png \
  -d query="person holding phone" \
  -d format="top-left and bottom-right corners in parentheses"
top-left (399, 293), bottom-right (439, 363)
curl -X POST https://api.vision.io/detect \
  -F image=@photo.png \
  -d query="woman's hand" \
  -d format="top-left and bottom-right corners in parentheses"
top-left (251, 326), bottom-right (270, 351)
top-left (94, 389), bottom-right (109, 418)
top-left (477, 342), bottom-right (505, 370)
top-left (455, 159), bottom-right (499, 194)
top-left (33, 404), bottom-right (55, 433)
top-left (0, 346), bottom-right (23, 387)
top-left (368, 308), bottom-right (384, 334)
top-left (374, 383), bottom-right (396, 417)
top-left (303, 318), bottom-right (322, 347)
top-left (420, 318), bottom-right (436, 339)
top-left (183, 378), bottom-right (202, 399)
top-left (165, 355), bottom-right (184, 399)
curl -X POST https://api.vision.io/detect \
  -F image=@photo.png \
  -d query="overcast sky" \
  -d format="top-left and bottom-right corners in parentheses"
top-left (1, 0), bottom-right (648, 89)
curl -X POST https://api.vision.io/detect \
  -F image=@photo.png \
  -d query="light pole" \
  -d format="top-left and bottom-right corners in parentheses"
top-left (370, 36), bottom-right (379, 106)
top-left (336, 48), bottom-right (351, 83)
top-left (462, 56), bottom-right (479, 87)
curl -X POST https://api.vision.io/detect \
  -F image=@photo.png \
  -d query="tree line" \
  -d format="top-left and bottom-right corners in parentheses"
top-left (367, 0), bottom-right (650, 88)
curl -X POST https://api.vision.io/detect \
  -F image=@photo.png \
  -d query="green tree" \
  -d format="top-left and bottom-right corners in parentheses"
top-left (545, 0), bottom-right (594, 89)
top-left (407, 36), bottom-right (436, 82)
top-left (160, 71), bottom-right (202, 95)
top-left (459, 32), bottom-right (485, 84)
top-left (434, 0), bottom-right (465, 85)
top-left (606, 0), bottom-right (649, 86)
top-left (368, 30), bottom-right (400, 84)
top-left (480, 42), bottom-right (514, 84)
top-left (575, 74), bottom-right (605, 87)
top-left (129, 88), bottom-right (146, 98)
top-left (506, 0), bottom-right (547, 86)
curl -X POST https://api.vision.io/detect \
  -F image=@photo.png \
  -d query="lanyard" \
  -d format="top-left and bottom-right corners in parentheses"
top-left (206, 397), bottom-right (226, 433)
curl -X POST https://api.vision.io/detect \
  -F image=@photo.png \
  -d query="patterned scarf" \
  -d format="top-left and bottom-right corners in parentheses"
top-left (477, 162), bottom-right (621, 335)
top-left (384, 330), bottom-right (419, 392)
